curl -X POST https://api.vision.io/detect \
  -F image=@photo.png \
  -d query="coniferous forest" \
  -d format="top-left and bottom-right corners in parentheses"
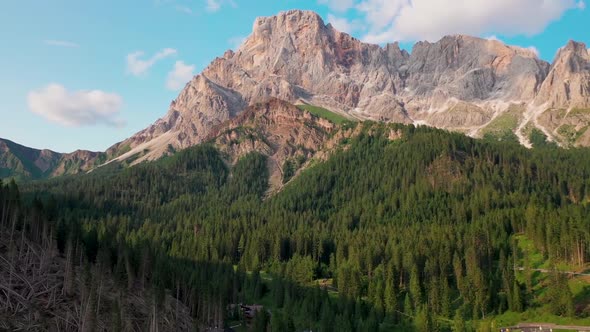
top-left (1, 122), bottom-right (590, 331)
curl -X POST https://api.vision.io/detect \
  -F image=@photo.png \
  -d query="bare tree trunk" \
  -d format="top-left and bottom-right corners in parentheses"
top-left (96, 277), bottom-right (103, 317)
top-left (7, 209), bottom-right (18, 305)
top-left (64, 239), bottom-right (74, 296)
top-left (125, 251), bottom-right (134, 290)
top-left (1, 199), bottom-right (7, 228)
top-left (175, 281), bottom-right (179, 332)
top-left (19, 215), bottom-right (27, 258)
top-left (150, 299), bottom-right (158, 332)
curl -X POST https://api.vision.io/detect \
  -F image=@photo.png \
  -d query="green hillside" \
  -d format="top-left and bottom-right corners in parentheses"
top-left (5, 123), bottom-right (590, 331)
top-left (296, 104), bottom-right (351, 124)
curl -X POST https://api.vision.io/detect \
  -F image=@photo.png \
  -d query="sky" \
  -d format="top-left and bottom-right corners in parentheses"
top-left (0, 0), bottom-right (588, 153)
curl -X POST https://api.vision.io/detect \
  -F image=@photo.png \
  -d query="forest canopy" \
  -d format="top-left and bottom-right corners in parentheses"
top-left (2, 123), bottom-right (590, 331)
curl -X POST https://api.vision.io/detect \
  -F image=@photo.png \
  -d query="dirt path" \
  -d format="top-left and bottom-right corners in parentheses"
top-left (514, 267), bottom-right (590, 277)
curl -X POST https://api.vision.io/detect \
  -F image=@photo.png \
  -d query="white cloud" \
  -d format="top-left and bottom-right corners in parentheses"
top-left (126, 48), bottom-right (177, 76)
top-left (206, 0), bottom-right (221, 12)
top-left (319, 0), bottom-right (585, 43)
top-left (318, 0), bottom-right (355, 12)
top-left (44, 40), bottom-right (79, 48)
top-left (327, 14), bottom-right (362, 34)
top-left (27, 84), bottom-right (124, 127)
top-left (206, 0), bottom-right (236, 12)
top-left (228, 35), bottom-right (246, 50)
top-left (166, 61), bottom-right (195, 90)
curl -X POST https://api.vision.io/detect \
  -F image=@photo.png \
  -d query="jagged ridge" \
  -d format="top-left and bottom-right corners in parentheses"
top-left (108, 9), bottom-right (590, 164)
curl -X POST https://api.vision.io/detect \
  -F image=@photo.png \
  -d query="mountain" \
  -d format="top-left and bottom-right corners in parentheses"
top-left (106, 10), bottom-right (590, 165)
top-left (0, 138), bottom-right (105, 180)
top-left (3, 10), bottom-right (590, 181)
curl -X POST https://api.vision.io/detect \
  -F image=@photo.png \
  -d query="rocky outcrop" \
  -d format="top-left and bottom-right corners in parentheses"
top-left (206, 98), bottom-right (335, 190)
top-left (525, 41), bottom-right (590, 147)
top-left (535, 40), bottom-right (590, 108)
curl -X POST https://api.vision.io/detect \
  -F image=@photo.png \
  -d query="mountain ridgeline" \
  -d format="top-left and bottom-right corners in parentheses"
top-left (109, 10), bottom-right (590, 166)
top-left (3, 10), bottom-right (590, 181)
top-left (3, 123), bottom-right (590, 330)
top-left (0, 138), bottom-right (106, 180)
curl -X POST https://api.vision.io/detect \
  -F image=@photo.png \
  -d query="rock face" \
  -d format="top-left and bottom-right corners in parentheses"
top-left (530, 41), bottom-right (590, 147)
top-left (0, 138), bottom-right (104, 180)
top-left (535, 41), bottom-right (590, 108)
top-left (110, 9), bottom-right (590, 162)
top-left (206, 98), bottom-right (335, 190)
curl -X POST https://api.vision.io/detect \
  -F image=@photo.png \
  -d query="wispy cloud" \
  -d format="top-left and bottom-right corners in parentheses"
top-left (206, 0), bottom-right (221, 12)
top-left (318, 0), bottom-right (355, 12)
top-left (206, 0), bottom-right (237, 13)
top-left (44, 39), bottom-right (79, 48)
top-left (326, 14), bottom-right (362, 34)
top-left (126, 48), bottom-right (177, 76)
top-left (228, 35), bottom-right (246, 50)
top-left (175, 5), bottom-right (193, 14)
top-left (28, 84), bottom-right (125, 127)
top-left (166, 61), bottom-right (196, 90)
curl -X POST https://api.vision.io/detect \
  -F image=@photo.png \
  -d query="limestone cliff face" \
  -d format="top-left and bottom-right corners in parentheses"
top-left (530, 41), bottom-right (590, 147)
top-left (106, 10), bottom-right (590, 163)
top-left (535, 41), bottom-right (590, 108)
top-left (405, 36), bottom-right (548, 110)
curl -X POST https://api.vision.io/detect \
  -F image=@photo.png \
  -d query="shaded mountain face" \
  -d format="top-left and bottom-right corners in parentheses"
top-left (0, 138), bottom-right (105, 180)
top-left (206, 98), bottom-right (335, 190)
top-left (107, 9), bottom-right (590, 163)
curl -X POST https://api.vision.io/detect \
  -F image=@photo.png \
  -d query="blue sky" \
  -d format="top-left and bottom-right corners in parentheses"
top-left (1, 0), bottom-right (588, 152)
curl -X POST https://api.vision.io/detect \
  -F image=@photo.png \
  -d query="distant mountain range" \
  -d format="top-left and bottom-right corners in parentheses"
top-left (0, 138), bottom-right (105, 180)
top-left (2, 10), bottom-right (590, 180)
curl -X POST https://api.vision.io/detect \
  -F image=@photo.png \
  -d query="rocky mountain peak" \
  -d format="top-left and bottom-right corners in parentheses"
top-left (561, 40), bottom-right (588, 55)
top-left (251, 10), bottom-right (326, 38)
top-left (102, 11), bottom-right (590, 165)
top-left (535, 40), bottom-right (590, 108)
top-left (551, 40), bottom-right (590, 71)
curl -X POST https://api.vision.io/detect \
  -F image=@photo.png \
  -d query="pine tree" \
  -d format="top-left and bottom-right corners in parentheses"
top-left (320, 303), bottom-right (334, 332)
top-left (251, 309), bottom-right (269, 332)
top-left (452, 310), bottom-right (466, 332)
